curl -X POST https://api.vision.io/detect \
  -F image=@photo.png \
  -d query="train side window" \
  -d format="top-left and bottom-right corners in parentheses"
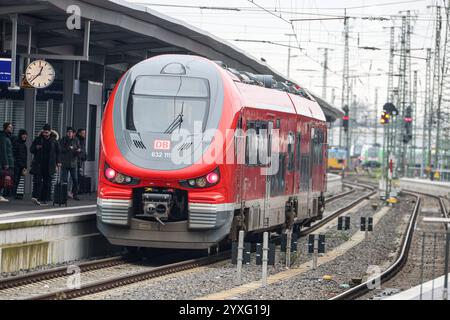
top-left (245, 120), bottom-right (270, 167)
top-left (245, 121), bottom-right (258, 166)
top-left (300, 154), bottom-right (310, 191)
top-left (287, 132), bottom-right (295, 171)
top-left (257, 121), bottom-right (269, 166)
top-left (296, 132), bottom-right (301, 171)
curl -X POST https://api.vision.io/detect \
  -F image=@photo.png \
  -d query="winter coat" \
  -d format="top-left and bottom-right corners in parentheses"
top-left (60, 136), bottom-right (81, 169)
top-left (0, 131), bottom-right (14, 168)
top-left (12, 136), bottom-right (27, 168)
top-left (30, 130), bottom-right (60, 176)
top-left (76, 135), bottom-right (87, 163)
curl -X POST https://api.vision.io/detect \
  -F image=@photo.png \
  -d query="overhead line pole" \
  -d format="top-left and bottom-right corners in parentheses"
top-left (423, 48), bottom-right (432, 177)
top-left (430, 5), bottom-right (442, 177)
top-left (341, 10), bottom-right (350, 168)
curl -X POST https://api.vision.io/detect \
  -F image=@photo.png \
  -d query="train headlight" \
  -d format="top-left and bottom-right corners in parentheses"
top-left (179, 168), bottom-right (220, 189)
top-left (196, 177), bottom-right (207, 188)
top-left (206, 172), bottom-right (219, 184)
top-left (104, 163), bottom-right (139, 185)
top-left (105, 168), bottom-right (116, 180)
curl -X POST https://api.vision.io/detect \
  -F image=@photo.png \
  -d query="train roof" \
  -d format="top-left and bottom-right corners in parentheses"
top-left (235, 82), bottom-right (326, 122)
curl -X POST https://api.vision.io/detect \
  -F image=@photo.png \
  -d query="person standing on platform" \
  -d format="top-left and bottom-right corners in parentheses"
top-left (30, 124), bottom-right (61, 206)
top-left (76, 128), bottom-right (87, 192)
top-left (0, 122), bottom-right (14, 202)
top-left (12, 129), bottom-right (28, 199)
top-left (60, 127), bottom-right (81, 201)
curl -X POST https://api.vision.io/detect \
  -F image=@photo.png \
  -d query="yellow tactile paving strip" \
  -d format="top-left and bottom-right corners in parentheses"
top-left (197, 204), bottom-right (392, 300)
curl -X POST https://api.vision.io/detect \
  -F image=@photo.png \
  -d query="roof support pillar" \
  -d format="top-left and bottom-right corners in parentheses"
top-left (24, 88), bottom-right (36, 198)
top-left (8, 13), bottom-right (19, 90)
top-left (63, 60), bottom-right (75, 128)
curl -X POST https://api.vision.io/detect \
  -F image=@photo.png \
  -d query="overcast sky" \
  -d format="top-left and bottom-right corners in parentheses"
top-left (125, 0), bottom-right (441, 118)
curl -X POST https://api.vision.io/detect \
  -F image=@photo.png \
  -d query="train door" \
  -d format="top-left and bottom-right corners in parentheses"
top-left (263, 120), bottom-right (273, 225)
top-left (307, 125), bottom-right (313, 215)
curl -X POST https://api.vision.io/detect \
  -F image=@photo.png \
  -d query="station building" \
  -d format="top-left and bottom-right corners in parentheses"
top-left (0, 0), bottom-right (343, 196)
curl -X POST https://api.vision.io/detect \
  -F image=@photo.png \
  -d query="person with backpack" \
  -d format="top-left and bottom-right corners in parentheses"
top-left (60, 127), bottom-right (81, 201)
top-left (12, 129), bottom-right (28, 199)
top-left (76, 128), bottom-right (87, 193)
top-left (30, 124), bottom-right (61, 206)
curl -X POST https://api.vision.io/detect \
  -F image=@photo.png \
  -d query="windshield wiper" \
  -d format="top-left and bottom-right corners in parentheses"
top-left (164, 102), bottom-right (184, 134)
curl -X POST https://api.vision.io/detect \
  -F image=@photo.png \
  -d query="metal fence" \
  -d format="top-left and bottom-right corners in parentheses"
top-left (416, 230), bottom-right (450, 300)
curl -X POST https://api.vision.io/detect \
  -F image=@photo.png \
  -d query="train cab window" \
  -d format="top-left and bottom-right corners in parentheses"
top-left (126, 76), bottom-right (210, 134)
top-left (287, 132), bottom-right (295, 171)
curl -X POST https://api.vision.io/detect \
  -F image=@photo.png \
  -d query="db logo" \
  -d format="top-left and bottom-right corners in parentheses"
top-left (154, 140), bottom-right (171, 150)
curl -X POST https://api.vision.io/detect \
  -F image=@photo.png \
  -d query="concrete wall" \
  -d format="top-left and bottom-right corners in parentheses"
top-left (0, 213), bottom-right (117, 273)
top-left (326, 173), bottom-right (343, 196)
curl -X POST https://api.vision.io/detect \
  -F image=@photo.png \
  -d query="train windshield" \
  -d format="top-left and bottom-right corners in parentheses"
top-left (126, 76), bottom-right (210, 133)
top-left (368, 147), bottom-right (379, 158)
top-left (329, 149), bottom-right (346, 159)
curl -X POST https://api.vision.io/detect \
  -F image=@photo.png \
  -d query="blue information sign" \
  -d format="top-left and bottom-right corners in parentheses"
top-left (0, 58), bottom-right (12, 83)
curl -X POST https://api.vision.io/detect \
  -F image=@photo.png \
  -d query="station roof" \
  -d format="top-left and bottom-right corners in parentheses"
top-left (0, 0), bottom-right (343, 121)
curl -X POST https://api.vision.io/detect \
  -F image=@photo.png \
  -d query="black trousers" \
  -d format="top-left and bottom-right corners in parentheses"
top-left (61, 167), bottom-right (78, 196)
top-left (32, 171), bottom-right (53, 202)
top-left (12, 166), bottom-right (24, 197)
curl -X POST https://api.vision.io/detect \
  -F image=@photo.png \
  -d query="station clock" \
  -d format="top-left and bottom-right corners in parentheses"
top-left (25, 60), bottom-right (55, 89)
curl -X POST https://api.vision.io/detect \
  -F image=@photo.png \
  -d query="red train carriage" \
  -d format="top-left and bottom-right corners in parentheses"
top-left (97, 54), bottom-right (327, 249)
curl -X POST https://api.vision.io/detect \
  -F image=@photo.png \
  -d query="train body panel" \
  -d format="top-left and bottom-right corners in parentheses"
top-left (360, 144), bottom-right (383, 168)
top-left (97, 54), bottom-right (328, 249)
top-left (328, 147), bottom-right (347, 171)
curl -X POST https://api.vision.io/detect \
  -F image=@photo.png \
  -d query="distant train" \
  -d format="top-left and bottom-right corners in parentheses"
top-left (97, 54), bottom-right (328, 250)
top-left (360, 144), bottom-right (383, 168)
top-left (328, 147), bottom-right (347, 171)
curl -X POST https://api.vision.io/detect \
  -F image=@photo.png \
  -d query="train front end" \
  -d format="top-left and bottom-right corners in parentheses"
top-left (97, 55), bottom-right (236, 249)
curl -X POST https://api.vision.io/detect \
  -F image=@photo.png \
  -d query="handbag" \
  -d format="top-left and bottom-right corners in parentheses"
top-left (0, 169), bottom-right (13, 189)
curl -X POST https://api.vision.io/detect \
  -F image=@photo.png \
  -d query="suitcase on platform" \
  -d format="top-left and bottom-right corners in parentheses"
top-left (79, 175), bottom-right (92, 194)
top-left (53, 170), bottom-right (68, 206)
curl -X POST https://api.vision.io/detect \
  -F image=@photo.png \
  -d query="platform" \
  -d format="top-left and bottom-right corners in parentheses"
top-left (400, 178), bottom-right (450, 197)
top-left (384, 273), bottom-right (450, 300)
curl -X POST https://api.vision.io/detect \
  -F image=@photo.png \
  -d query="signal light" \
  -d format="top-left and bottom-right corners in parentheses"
top-left (342, 105), bottom-right (349, 132)
top-left (383, 102), bottom-right (398, 116)
top-left (380, 111), bottom-right (390, 124)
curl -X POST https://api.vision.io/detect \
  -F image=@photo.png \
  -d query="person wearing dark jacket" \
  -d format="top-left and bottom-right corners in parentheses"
top-left (60, 127), bottom-right (81, 201)
top-left (0, 122), bottom-right (14, 201)
top-left (12, 129), bottom-right (28, 198)
top-left (76, 128), bottom-right (87, 189)
top-left (30, 124), bottom-right (61, 205)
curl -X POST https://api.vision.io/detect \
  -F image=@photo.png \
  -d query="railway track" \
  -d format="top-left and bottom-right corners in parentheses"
top-left (330, 188), bottom-right (449, 300)
top-left (0, 182), bottom-right (372, 300)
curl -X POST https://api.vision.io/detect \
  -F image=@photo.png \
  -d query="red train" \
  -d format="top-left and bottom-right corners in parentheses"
top-left (97, 55), bottom-right (327, 249)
